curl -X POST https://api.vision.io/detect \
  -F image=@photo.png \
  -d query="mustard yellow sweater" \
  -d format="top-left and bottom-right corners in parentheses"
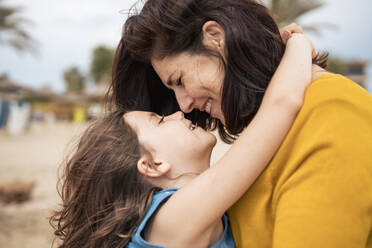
top-left (228, 73), bottom-right (372, 248)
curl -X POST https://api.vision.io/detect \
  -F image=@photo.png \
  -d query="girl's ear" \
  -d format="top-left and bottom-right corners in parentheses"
top-left (202, 21), bottom-right (226, 52)
top-left (137, 156), bottom-right (171, 178)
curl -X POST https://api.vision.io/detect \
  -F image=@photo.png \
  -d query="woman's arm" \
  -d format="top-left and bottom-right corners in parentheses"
top-left (154, 34), bottom-right (313, 242)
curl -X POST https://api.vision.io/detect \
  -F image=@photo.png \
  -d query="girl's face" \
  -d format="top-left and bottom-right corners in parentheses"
top-left (151, 52), bottom-right (226, 124)
top-left (124, 111), bottom-right (216, 173)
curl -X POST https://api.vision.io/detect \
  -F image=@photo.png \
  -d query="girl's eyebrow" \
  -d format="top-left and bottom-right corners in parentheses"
top-left (149, 113), bottom-right (161, 125)
top-left (149, 112), bottom-right (157, 122)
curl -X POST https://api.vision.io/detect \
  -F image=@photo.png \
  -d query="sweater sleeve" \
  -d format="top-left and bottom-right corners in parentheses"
top-left (272, 96), bottom-right (372, 248)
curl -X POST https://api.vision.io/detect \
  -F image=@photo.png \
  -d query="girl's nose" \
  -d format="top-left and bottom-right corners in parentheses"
top-left (167, 111), bottom-right (184, 120)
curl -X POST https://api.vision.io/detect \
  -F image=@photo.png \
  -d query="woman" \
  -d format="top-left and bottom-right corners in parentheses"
top-left (110, 0), bottom-right (372, 247)
top-left (110, 0), bottom-right (325, 143)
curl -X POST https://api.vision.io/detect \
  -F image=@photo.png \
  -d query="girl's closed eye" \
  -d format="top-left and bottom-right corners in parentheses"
top-left (158, 115), bottom-right (165, 124)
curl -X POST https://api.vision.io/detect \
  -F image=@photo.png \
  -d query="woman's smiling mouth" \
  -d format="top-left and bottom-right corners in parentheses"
top-left (204, 98), bottom-right (212, 114)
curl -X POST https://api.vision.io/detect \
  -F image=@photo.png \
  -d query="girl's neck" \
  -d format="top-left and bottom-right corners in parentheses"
top-left (162, 159), bottom-right (211, 189)
top-left (166, 172), bottom-right (200, 189)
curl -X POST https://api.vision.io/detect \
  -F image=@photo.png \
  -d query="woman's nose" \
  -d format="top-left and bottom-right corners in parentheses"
top-left (175, 91), bottom-right (195, 113)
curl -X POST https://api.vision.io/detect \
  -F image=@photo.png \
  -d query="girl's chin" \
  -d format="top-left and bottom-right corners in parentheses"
top-left (211, 136), bottom-right (217, 147)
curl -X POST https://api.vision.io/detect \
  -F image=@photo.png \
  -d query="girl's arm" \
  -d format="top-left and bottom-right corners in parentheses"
top-left (154, 34), bottom-right (313, 243)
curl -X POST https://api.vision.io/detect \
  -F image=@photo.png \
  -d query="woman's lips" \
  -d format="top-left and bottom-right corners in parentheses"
top-left (205, 98), bottom-right (212, 114)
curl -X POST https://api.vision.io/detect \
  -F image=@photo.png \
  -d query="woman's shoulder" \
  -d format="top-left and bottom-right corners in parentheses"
top-left (305, 72), bottom-right (372, 109)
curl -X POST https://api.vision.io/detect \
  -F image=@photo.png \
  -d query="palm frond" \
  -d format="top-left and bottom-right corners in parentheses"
top-left (0, 2), bottom-right (37, 54)
top-left (300, 25), bottom-right (321, 35)
top-left (266, 0), bottom-right (334, 36)
top-left (288, 1), bottom-right (324, 22)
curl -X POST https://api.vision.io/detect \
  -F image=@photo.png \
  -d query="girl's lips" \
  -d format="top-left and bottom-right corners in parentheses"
top-left (189, 122), bottom-right (197, 130)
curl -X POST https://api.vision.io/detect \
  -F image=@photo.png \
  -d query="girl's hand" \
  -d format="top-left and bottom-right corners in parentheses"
top-left (287, 33), bottom-right (318, 62)
top-left (280, 23), bottom-right (318, 59)
top-left (264, 32), bottom-right (314, 112)
top-left (280, 23), bottom-right (304, 43)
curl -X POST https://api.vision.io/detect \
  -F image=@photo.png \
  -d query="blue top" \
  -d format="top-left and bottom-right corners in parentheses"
top-left (127, 188), bottom-right (235, 248)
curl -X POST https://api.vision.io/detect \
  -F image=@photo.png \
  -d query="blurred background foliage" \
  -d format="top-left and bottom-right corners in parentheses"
top-left (63, 66), bottom-right (86, 93)
top-left (264, 0), bottom-right (336, 35)
top-left (90, 45), bottom-right (115, 85)
top-left (0, 0), bottom-right (36, 53)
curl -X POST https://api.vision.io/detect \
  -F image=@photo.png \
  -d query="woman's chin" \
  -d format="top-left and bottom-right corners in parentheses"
top-left (210, 111), bottom-right (225, 125)
top-left (216, 113), bottom-right (226, 125)
top-left (220, 117), bottom-right (226, 125)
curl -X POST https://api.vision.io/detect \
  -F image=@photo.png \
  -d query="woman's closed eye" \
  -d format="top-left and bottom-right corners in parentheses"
top-left (176, 77), bottom-right (183, 87)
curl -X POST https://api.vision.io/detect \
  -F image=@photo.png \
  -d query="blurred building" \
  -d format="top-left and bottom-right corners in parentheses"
top-left (0, 74), bottom-right (61, 101)
top-left (344, 60), bottom-right (368, 88)
top-left (327, 58), bottom-right (369, 89)
top-left (0, 74), bottom-right (34, 101)
top-left (0, 74), bottom-right (33, 134)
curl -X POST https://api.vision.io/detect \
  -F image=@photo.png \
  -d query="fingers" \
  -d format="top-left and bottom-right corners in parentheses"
top-left (280, 23), bottom-right (304, 44)
top-left (287, 33), bottom-right (318, 59)
top-left (284, 23), bottom-right (304, 34)
top-left (282, 30), bottom-right (292, 43)
top-left (280, 24), bottom-right (319, 59)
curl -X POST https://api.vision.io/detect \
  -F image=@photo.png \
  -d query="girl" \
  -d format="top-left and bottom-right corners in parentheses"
top-left (51, 32), bottom-right (314, 247)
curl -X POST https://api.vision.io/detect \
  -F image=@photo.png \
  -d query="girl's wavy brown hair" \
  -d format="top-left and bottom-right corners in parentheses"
top-left (50, 110), bottom-right (160, 247)
top-left (109, 0), bottom-right (328, 143)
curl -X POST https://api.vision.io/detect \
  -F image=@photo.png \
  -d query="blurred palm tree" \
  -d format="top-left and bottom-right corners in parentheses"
top-left (0, 0), bottom-right (36, 53)
top-left (64, 66), bottom-right (86, 93)
top-left (264, 0), bottom-right (335, 34)
top-left (90, 45), bottom-right (115, 85)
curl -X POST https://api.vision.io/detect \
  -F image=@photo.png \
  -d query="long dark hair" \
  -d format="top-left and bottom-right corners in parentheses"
top-left (110, 0), bottom-right (327, 143)
top-left (50, 110), bottom-right (160, 247)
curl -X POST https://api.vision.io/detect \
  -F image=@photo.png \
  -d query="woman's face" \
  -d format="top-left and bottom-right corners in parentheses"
top-left (151, 52), bottom-right (226, 124)
top-left (124, 111), bottom-right (216, 172)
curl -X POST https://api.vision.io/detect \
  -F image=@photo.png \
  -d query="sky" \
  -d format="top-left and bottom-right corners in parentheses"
top-left (1, 0), bottom-right (372, 93)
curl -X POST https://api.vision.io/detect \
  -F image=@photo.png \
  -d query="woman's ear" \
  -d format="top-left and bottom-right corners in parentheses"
top-left (202, 21), bottom-right (226, 52)
top-left (137, 156), bottom-right (171, 178)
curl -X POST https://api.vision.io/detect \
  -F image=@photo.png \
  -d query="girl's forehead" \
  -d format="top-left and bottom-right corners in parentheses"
top-left (124, 111), bottom-right (148, 120)
top-left (124, 111), bottom-right (145, 131)
top-left (124, 111), bottom-right (156, 132)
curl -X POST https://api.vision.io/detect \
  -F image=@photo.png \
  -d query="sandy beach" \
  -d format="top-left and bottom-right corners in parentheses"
top-left (0, 122), bottom-right (88, 247)
top-left (0, 121), bottom-right (229, 247)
